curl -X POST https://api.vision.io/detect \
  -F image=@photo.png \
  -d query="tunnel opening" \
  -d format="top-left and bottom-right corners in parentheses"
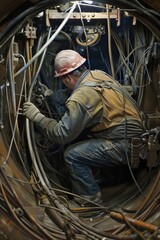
top-left (0, 1), bottom-right (160, 240)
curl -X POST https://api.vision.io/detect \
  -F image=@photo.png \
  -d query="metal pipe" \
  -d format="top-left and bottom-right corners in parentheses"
top-left (110, 211), bottom-right (158, 233)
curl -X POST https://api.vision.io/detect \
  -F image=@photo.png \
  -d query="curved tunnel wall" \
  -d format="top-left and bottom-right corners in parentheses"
top-left (0, 1), bottom-right (160, 240)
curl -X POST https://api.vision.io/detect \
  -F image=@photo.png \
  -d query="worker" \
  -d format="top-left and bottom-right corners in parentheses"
top-left (23, 49), bottom-right (146, 206)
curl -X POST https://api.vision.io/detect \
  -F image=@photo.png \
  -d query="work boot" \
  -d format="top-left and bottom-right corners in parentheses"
top-left (74, 191), bottom-right (102, 207)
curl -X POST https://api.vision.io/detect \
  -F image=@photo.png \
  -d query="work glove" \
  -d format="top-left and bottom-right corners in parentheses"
top-left (40, 83), bottom-right (53, 97)
top-left (36, 83), bottom-right (52, 97)
top-left (23, 102), bottom-right (41, 121)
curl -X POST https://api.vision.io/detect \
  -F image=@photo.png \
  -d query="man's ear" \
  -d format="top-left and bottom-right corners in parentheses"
top-left (67, 74), bottom-right (72, 82)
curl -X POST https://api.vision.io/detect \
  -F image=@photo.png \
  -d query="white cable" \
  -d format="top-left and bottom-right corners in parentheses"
top-left (14, 1), bottom-right (78, 78)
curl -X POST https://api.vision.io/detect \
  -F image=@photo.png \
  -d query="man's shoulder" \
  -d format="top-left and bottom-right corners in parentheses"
top-left (66, 86), bottom-right (101, 106)
top-left (72, 85), bottom-right (99, 98)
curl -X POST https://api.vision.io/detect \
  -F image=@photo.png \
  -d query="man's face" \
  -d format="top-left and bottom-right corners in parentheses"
top-left (60, 74), bottom-right (77, 90)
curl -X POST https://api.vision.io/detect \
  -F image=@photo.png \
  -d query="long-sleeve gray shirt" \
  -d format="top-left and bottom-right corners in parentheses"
top-left (33, 70), bottom-right (145, 145)
top-left (34, 85), bottom-right (103, 144)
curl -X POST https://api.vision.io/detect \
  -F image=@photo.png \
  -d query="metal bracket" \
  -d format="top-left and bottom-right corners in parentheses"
top-left (48, 9), bottom-right (118, 21)
top-left (24, 23), bottom-right (37, 39)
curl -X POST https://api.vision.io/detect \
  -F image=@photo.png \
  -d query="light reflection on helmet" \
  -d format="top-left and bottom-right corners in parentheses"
top-left (54, 49), bottom-right (86, 77)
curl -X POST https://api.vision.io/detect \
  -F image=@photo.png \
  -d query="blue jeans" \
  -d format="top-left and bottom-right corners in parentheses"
top-left (64, 138), bottom-right (130, 196)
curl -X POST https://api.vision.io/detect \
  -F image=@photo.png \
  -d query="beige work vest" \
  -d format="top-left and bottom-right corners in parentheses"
top-left (81, 71), bottom-right (144, 132)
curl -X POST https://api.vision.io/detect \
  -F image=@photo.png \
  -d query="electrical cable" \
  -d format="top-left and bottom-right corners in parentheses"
top-left (20, 3), bottom-right (103, 237)
top-left (23, 3), bottom-right (78, 200)
top-left (54, 30), bottom-right (75, 50)
top-left (77, 2), bottom-right (91, 71)
top-left (106, 4), bottom-right (115, 78)
top-left (134, 0), bottom-right (160, 17)
top-left (30, 122), bottom-right (60, 195)
top-left (0, 167), bottom-right (64, 240)
top-left (32, 28), bottom-right (47, 77)
top-left (2, 47), bottom-right (30, 177)
top-left (134, 36), bottom-right (155, 107)
top-left (35, 148), bottom-right (70, 191)
top-left (122, 90), bottom-right (146, 197)
top-left (86, 70), bottom-right (147, 197)
top-left (133, 169), bottom-right (160, 218)
top-left (39, 190), bottom-right (132, 240)
top-left (98, 44), bottom-right (112, 75)
top-left (116, 190), bottom-right (160, 237)
top-left (121, 169), bottom-right (152, 207)
top-left (0, 179), bottom-right (44, 240)
top-left (79, 2), bottom-right (139, 12)
top-left (76, 1), bottom-right (159, 219)
top-left (111, 30), bottom-right (133, 78)
top-left (33, 26), bottom-right (52, 86)
top-left (0, 0), bottom-right (60, 48)
top-left (31, 123), bottom-right (108, 239)
top-left (14, 1), bottom-right (78, 78)
top-left (5, 174), bottom-right (40, 185)
top-left (0, 1), bottom-right (159, 238)
top-left (112, 0), bottom-right (160, 26)
top-left (134, 45), bottom-right (154, 87)
top-left (33, 29), bottom-right (75, 78)
top-left (0, 1), bottom-right (50, 40)
top-left (24, 3), bottom-right (77, 200)
top-left (112, 149), bottom-right (160, 236)
top-left (115, 45), bottom-right (145, 78)
top-left (77, 2), bottom-right (107, 83)
top-left (138, 192), bottom-right (160, 221)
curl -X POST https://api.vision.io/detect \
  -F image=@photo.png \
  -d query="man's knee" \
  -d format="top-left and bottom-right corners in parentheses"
top-left (64, 142), bottom-right (82, 164)
top-left (64, 145), bottom-right (74, 163)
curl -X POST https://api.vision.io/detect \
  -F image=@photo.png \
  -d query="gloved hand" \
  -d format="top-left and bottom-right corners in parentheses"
top-left (23, 102), bottom-right (40, 121)
top-left (42, 84), bottom-right (53, 97)
top-left (36, 83), bottom-right (53, 97)
top-left (35, 83), bottom-right (53, 105)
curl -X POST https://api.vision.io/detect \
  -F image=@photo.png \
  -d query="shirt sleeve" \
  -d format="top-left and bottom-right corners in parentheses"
top-left (34, 87), bottom-right (103, 145)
